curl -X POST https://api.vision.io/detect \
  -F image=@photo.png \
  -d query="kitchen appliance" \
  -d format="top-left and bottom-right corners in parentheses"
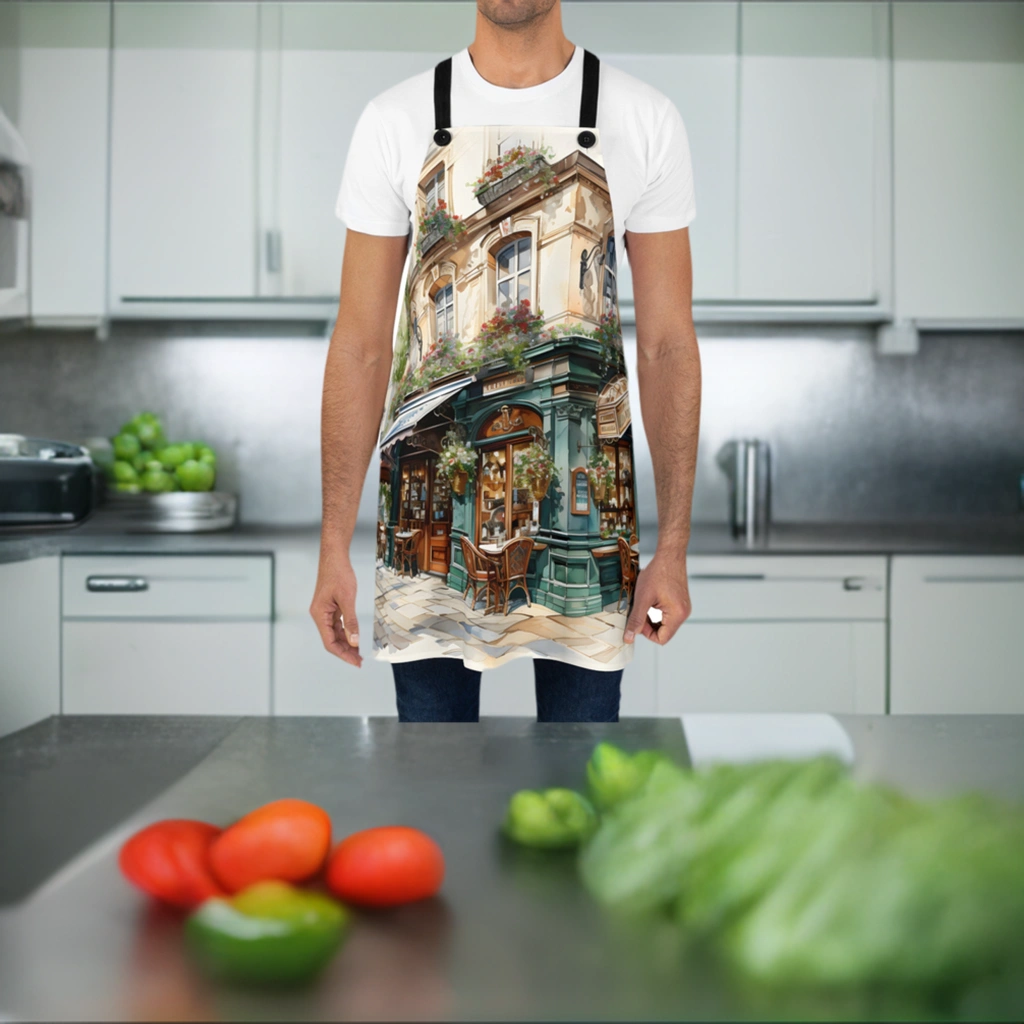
top-left (716, 438), bottom-right (771, 544)
top-left (0, 105), bottom-right (29, 320)
top-left (0, 435), bottom-right (97, 526)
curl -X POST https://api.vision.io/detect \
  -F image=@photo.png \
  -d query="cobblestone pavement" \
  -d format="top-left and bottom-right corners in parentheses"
top-left (373, 564), bottom-right (631, 671)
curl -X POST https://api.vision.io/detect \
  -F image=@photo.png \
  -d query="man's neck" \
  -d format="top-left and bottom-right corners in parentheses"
top-left (468, 9), bottom-right (575, 90)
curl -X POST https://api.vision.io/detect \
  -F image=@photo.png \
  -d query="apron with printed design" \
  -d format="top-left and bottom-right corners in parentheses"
top-left (374, 51), bottom-right (639, 672)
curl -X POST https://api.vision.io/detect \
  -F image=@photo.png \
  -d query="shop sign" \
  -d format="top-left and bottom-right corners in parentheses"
top-left (483, 372), bottom-right (526, 394)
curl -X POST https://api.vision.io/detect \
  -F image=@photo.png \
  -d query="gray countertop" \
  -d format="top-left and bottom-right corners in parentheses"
top-left (3, 515), bottom-right (1024, 565)
top-left (0, 714), bottom-right (1021, 1022)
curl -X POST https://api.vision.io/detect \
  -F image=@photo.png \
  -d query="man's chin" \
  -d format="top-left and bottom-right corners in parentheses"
top-left (476, 0), bottom-right (558, 29)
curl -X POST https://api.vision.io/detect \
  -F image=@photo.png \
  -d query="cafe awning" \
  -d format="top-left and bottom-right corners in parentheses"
top-left (596, 374), bottom-right (631, 440)
top-left (379, 375), bottom-right (475, 451)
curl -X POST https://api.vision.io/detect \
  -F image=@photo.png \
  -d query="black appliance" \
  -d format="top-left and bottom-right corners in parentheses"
top-left (0, 435), bottom-right (97, 526)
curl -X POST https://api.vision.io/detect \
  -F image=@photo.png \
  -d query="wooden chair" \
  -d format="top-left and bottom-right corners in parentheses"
top-left (618, 535), bottom-right (639, 612)
top-left (494, 536), bottom-right (535, 615)
top-left (397, 529), bottom-right (422, 578)
top-left (461, 536), bottom-right (497, 614)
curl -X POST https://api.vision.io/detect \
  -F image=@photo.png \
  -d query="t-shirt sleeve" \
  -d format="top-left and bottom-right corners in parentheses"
top-left (623, 99), bottom-right (697, 234)
top-left (334, 100), bottom-right (412, 236)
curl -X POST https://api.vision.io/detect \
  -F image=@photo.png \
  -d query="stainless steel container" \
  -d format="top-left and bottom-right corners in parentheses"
top-left (716, 438), bottom-right (771, 544)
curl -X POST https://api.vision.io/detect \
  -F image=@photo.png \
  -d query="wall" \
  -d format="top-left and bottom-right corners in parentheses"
top-left (1, 325), bottom-right (1022, 526)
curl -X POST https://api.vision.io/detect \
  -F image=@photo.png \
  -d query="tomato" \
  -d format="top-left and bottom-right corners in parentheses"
top-left (118, 819), bottom-right (224, 909)
top-left (325, 826), bottom-right (445, 907)
top-left (209, 799), bottom-right (332, 893)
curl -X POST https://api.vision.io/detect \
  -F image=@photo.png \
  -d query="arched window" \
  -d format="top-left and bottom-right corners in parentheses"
top-left (602, 232), bottom-right (618, 313)
top-left (496, 237), bottom-right (531, 309)
top-left (434, 282), bottom-right (454, 337)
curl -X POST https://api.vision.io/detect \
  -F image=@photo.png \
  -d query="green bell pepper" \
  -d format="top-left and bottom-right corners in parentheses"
top-left (185, 880), bottom-right (350, 986)
top-left (586, 742), bottom-right (670, 810)
top-left (503, 788), bottom-right (598, 849)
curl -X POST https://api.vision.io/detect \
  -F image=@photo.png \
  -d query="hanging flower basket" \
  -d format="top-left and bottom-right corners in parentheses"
top-left (513, 441), bottom-right (556, 501)
top-left (586, 449), bottom-right (614, 503)
top-left (436, 429), bottom-right (476, 497)
top-left (469, 145), bottom-right (558, 206)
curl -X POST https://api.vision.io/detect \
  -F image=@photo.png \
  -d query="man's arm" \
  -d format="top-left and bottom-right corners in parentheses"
top-left (310, 229), bottom-right (409, 666)
top-left (621, 226), bottom-right (701, 645)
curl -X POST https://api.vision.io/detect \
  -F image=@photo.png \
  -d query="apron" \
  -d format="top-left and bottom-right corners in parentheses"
top-left (374, 50), bottom-right (640, 672)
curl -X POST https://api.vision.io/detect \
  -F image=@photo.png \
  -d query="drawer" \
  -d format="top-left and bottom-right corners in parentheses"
top-left (63, 620), bottom-right (270, 714)
top-left (685, 555), bottom-right (888, 621)
top-left (62, 554), bottom-right (272, 620)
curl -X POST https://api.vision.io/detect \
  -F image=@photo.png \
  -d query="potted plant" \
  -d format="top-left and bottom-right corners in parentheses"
top-left (436, 430), bottom-right (476, 496)
top-left (586, 448), bottom-right (614, 502)
top-left (469, 144), bottom-right (558, 206)
top-left (378, 480), bottom-right (392, 517)
top-left (513, 440), bottom-right (556, 501)
top-left (416, 200), bottom-right (466, 255)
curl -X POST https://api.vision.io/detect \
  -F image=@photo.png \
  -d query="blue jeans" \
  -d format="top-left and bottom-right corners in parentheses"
top-left (392, 657), bottom-right (622, 723)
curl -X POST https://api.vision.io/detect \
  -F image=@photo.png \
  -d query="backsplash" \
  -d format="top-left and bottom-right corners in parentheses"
top-left (1, 324), bottom-right (1022, 527)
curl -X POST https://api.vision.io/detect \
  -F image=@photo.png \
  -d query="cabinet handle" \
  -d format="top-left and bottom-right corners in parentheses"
top-left (843, 576), bottom-right (883, 591)
top-left (86, 575), bottom-right (148, 593)
top-left (265, 230), bottom-right (282, 273)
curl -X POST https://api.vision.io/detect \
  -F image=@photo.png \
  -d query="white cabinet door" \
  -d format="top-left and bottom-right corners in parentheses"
top-left (108, 2), bottom-right (259, 304)
top-left (893, 3), bottom-right (1024, 322)
top-left (16, 2), bottom-right (109, 323)
top-left (655, 555), bottom-right (889, 714)
top-left (0, 557), bottom-right (60, 738)
top-left (274, 5), bottom-right (442, 300)
top-left (605, 2), bottom-right (740, 304)
top-left (63, 620), bottom-right (270, 715)
top-left (273, 543), bottom-right (395, 716)
top-left (736, 2), bottom-right (887, 302)
top-left (890, 556), bottom-right (1024, 714)
top-left (658, 621), bottom-right (886, 714)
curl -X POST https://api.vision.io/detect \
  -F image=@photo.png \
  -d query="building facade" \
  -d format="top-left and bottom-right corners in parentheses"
top-left (378, 125), bottom-right (637, 624)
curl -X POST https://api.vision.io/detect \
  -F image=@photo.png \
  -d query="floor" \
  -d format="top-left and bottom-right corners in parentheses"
top-left (373, 563), bottom-right (630, 671)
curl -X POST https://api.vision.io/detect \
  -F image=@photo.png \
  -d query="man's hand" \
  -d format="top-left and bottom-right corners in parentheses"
top-left (623, 553), bottom-right (693, 646)
top-left (310, 554), bottom-right (363, 667)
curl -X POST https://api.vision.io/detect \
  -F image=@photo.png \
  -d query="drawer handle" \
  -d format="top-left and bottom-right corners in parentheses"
top-left (86, 575), bottom-right (149, 593)
top-left (843, 576), bottom-right (883, 591)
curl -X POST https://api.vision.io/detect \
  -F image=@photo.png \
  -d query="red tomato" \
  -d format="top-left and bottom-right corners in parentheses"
top-left (209, 798), bottom-right (332, 893)
top-left (118, 819), bottom-right (224, 909)
top-left (325, 826), bottom-right (445, 907)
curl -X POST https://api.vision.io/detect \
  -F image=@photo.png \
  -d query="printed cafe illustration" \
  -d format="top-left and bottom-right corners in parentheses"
top-left (375, 123), bottom-right (641, 667)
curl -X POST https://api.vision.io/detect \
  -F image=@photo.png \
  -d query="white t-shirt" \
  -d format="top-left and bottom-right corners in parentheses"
top-left (335, 45), bottom-right (696, 261)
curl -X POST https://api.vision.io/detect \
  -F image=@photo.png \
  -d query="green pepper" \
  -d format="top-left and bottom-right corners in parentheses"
top-left (185, 880), bottom-right (350, 986)
top-left (503, 788), bottom-right (598, 849)
top-left (586, 742), bottom-right (670, 811)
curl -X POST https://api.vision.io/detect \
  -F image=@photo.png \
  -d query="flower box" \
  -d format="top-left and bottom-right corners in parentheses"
top-left (474, 156), bottom-right (549, 206)
top-left (418, 224), bottom-right (446, 255)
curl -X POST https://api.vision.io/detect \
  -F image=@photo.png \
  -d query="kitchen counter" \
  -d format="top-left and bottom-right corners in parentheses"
top-left (3, 515), bottom-right (1024, 566)
top-left (1, 714), bottom-right (1021, 1022)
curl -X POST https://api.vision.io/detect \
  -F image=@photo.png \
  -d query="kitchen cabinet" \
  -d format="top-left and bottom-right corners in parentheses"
top-left (734, 1), bottom-right (888, 304)
top-left (890, 556), bottom-right (1024, 714)
top-left (273, 5), bottom-right (442, 300)
top-left (61, 554), bottom-right (272, 715)
top-left (0, 556), bottom-right (60, 738)
top-left (273, 542), bottom-right (396, 715)
top-left (657, 556), bottom-right (888, 713)
top-left (108, 3), bottom-right (260, 309)
top-left (14, 2), bottom-right (109, 324)
top-left (893, 3), bottom-right (1024, 324)
top-left (604, 2), bottom-right (740, 304)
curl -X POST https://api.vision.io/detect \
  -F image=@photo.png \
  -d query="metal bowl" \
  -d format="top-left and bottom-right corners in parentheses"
top-left (100, 491), bottom-right (238, 532)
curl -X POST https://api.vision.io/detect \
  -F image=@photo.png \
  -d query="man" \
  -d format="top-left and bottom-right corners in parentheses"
top-left (311, 0), bottom-right (701, 723)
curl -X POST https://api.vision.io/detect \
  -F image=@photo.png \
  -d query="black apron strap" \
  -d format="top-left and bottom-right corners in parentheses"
top-left (433, 57), bottom-right (452, 146)
top-left (578, 49), bottom-right (599, 148)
